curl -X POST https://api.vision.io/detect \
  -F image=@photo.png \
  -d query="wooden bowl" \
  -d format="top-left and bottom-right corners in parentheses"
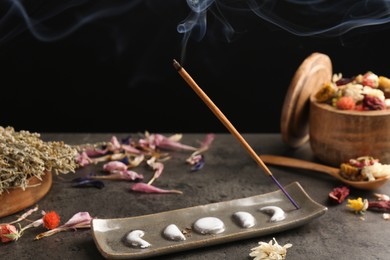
top-left (282, 52), bottom-right (390, 167)
top-left (0, 173), bottom-right (52, 218)
top-left (309, 97), bottom-right (390, 167)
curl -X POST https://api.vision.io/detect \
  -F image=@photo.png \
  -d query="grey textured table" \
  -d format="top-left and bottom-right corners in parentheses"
top-left (1, 133), bottom-right (389, 259)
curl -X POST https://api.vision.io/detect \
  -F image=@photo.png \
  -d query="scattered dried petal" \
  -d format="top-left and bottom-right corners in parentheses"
top-left (72, 177), bottom-right (105, 189)
top-left (368, 200), bottom-right (390, 212)
top-left (328, 186), bottom-right (350, 204)
top-left (103, 161), bottom-right (128, 172)
top-left (191, 155), bottom-right (205, 172)
top-left (130, 183), bottom-right (182, 194)
top-left (373, 193), bottom-right (390, 201)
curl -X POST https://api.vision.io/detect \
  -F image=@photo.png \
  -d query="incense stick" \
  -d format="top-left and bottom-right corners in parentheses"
top-left (173, 59), bottom-right (299, 209)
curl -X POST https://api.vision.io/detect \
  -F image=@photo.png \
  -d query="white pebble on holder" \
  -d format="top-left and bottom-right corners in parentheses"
top-left (163, 224), bottom-right (186, 241)
top-left (260, 206), bottom-right (286, 222)
top-left (126, 230), bottom-right (151, 248)
top-left (232, 211), bottom-right (256, 228)
top-left (193, 217), bottom-right (225, 235)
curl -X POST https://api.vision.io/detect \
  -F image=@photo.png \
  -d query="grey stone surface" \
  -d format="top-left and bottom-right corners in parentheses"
top-left (1, 133), bottom-right (389, 259)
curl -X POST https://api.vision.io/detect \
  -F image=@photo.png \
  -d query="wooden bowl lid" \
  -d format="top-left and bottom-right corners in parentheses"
top-left (281, 52), bottom-right (332, 148)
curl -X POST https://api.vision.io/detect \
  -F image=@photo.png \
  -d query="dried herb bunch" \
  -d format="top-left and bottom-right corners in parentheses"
top-left (0, 126), bottom-right (79, 194)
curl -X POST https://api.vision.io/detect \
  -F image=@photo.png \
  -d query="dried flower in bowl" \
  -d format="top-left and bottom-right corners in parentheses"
top-left (314, 71), bottom-right (390, 111)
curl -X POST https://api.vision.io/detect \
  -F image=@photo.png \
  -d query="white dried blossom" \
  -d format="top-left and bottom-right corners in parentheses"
top-left (342, 83), bottom-right (364, 102)
top-left (361, 163), bottom-right (390, 181)
top-left (249, 237), bottom-right (292, 260)
top-left (385, 99), bottom-right (390, 109)
top-left (332, 73), bottom-right (343, 83)
top-left (362, 86), bottom-right (385, 101)
top-left (373, 193), bottom-right (390, 201)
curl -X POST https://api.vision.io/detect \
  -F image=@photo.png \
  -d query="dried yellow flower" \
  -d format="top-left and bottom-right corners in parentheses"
top-left (346, 197), bottom-right (368, 214)
top-left (315, 82), bottom-right (337, 102)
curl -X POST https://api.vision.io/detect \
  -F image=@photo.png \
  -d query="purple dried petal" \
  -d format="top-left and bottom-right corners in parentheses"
top-left (335, 77), bottom-right (353, 86)
top-left (72, 179), bottom-right (105, 189)
top-left (120, 156), bottom-right (130, 165)
top-left (121, 136), bottom-right (133, 145)
top-left (191, 155), bottom-right (205, 172)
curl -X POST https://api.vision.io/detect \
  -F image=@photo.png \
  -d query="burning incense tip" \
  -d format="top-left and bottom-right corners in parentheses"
top-left (173, 59), bottom-right (182, 71)
top-left (173, 59), bottom-right (300, 210)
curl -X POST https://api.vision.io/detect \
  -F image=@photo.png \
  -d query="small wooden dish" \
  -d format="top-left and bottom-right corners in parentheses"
top-left (310, 98), bottom-right (390, 166)
top-left (0, 173), bottom-right (52, 218)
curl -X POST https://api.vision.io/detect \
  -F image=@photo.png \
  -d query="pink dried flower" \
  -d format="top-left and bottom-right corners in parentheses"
top-left (131, 183), bottom-right (182, 194)
top-left (107, 136), bottom-right (122, 152)
top-left (139, 133), bottom-right (197, 151)
top-left (103, 161), bottom-right (128, 172)
top-left (0, 224), bottom-right (19, 243)
top-left (93, 170), bottom-right (143, 181)
top-left (76, 151), bottom-right (93, 167)
top-left (362, 71), bottom-right (379, 88)
top-left (146, 157), bottom-right (164, 185)
top-left (120, 144), bottom-right (142, 154)
top-left (329, 186), bottom-right (350, 204)
top-left (84, 147), bottom-right (108, 157)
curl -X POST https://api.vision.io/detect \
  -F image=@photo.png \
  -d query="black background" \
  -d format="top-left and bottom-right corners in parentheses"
top-left (1, 1), bottom-right (390, 134)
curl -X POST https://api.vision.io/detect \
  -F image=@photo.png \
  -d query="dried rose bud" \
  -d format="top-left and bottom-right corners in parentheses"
top-left (329, 186), bottom-right (350, 204)
top-left (0, 224), bottom-right (19, 243)
top-left (336, 96), bottom-right (355, 110)
top-left (362, 71), bottom-right (379, 88)
top-left (362, 95), bottom-right (386, 110)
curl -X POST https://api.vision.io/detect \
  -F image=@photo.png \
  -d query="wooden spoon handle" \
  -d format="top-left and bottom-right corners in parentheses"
top-left (260, 155), bottom-right (340, 177)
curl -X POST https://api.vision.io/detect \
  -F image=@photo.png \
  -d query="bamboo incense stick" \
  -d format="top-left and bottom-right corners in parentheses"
top-left (173, 59), bottom-right (299, 209)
